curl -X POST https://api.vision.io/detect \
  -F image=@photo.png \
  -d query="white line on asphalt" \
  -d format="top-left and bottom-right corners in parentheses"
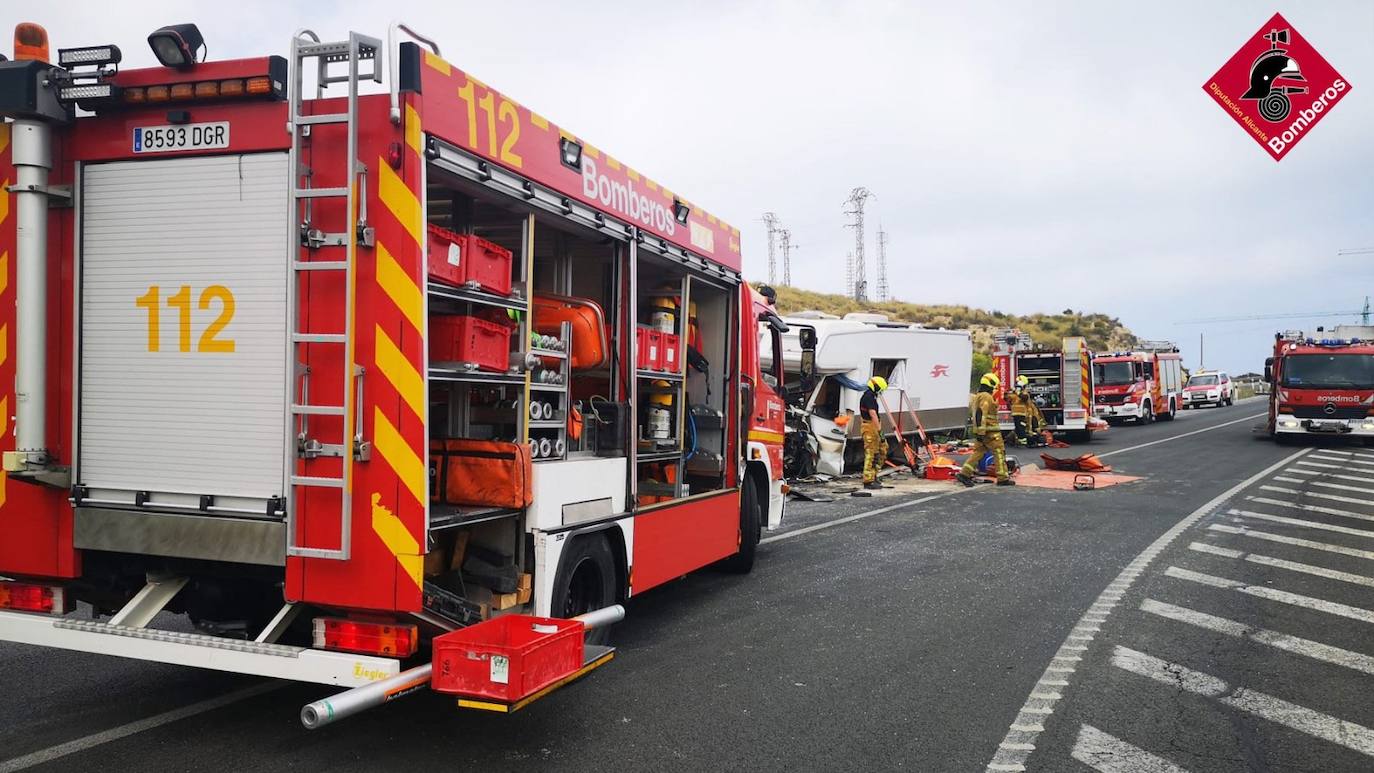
top-left (1070, 723), bottom-right (1189, 773)
top-left (1273, 476), bottom-right (1308, 484)
top-left (1188, 541), bottom-right (1374, 588)
top-left (1296, 460), bottom-right (1348, 470)
top-left (1164, 565), bottom-right (1374, 625)
top-left (760, 488), bottom-right (968, 544)
top-left (1310, 453), bottom-right (1374, 467)
top-left (1140, 598), bottom-right (1374, 675)
top-left (1246, 496), bottom-right (1374, 524)
top-left (1304, 479), bottom-right (1374, 496)
top-left (1258, 485), bottom-right (1374, 509)
top-left (983, 448), bottom-right (1308, 773)
top-left (1286, 467), bottom-right (1374, 484)
top-left (1096, 412), bottom-right (1266, 459)
top-left (1110, 645), bottom-right (1374, 757)
top-left (1231, 508), bottom-right (1374, 539)
top-left (1209, 524), bottom-right (1374, 561)
top-left (0, 682), bottom-right (281, 773)
top-left (1318, 448), bottom-right (1374, 460)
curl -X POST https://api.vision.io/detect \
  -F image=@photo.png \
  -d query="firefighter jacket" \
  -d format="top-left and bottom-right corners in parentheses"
top-left (971, 390), bottom-right (1000, 435)
top-left (1007, 389), bottom-right (1031, 417)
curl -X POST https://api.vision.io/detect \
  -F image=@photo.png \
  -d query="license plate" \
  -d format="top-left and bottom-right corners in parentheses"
top-left (133, 122), bottom-right (230, 154)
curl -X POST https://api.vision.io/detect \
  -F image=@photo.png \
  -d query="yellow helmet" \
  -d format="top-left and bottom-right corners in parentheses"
top-left (1016, 375), bottom-right (1029, 389)
top-left (980, 372), bottom-right (1000, 389)
top-left (868, 376), bottom-right (888, 392)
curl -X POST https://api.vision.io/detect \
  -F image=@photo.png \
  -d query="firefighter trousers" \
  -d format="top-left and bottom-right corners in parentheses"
top-left (1012, 416), bottom-right (1030, 445)
top-left (862, 420), bottom-right (888, 484)
top-left (960, 430), bottom-right (1009, 482)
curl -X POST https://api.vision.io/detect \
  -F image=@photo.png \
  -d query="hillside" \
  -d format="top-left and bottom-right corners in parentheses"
top-left (767, 285), bottom-right (1139, 354)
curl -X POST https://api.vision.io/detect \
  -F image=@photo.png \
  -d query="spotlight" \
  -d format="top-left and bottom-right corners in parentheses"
top-left (673, 198), bottom-right (690, 225)
top-left (559, 137), bottom-right (583, 171)
top-left (147, 24), bottom-right (204, 69)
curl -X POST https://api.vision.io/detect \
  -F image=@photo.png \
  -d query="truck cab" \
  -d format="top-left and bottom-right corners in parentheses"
top-left (1091, 346), bottom-right (1183, 424)
top-left (1266, 331), bottom-right (1374, 442)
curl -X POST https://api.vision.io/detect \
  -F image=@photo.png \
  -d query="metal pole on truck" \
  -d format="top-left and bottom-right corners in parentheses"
top-left (300, 605), bottom-right (626, 728)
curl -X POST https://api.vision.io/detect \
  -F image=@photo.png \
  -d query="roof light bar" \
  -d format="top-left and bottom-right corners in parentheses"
top-left (57, 44), bottom-right (122, 67)
top-left (56, 83), bottom-right (121, 106)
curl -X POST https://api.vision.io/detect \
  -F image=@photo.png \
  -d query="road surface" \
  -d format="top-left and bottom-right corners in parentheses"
top-left (6, 398), bottom-right (1371, 772)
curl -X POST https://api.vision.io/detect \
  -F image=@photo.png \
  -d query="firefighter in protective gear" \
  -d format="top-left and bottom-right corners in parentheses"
top-left (1007, 375), bottom-right (1033, 447)
top-left (957, 372), bottom-right (1014, 487)
top-left (1027, 393), bottom-right (1048, 447)
top-left (860, 376), bottom-right (889, 489)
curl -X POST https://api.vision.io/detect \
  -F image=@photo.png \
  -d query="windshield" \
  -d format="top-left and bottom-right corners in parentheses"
top-left (1093, 361), bottom-right (1135, 385)
top-left (1280, 354), bottom-right (1374, 390)
top-left (1188, 375), bottom-right (1218, 386)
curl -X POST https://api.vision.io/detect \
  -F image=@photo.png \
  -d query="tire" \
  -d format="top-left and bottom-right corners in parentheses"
top-left (1138, 401), bottom-right (1153, 425)
top-left (1159, 399), bottom-right (1176, 421)
top-left (721, 474), bottom-right (761, 574)
top-left (551, 533), bottom-right (618, 645)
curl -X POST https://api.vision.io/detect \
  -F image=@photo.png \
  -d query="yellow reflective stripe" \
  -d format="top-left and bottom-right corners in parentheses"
top-left (748, 430), bottom-right (784, 444)
top-left (376, 242), bottom-right (423, 334)
top-left (0, 253), bottom-right (7, 297)
top-left (369, 492), bottom-right (422, 591)
top-left (0, 323), bottom-right (8, 367)
top-left (583, 144), bottom-right (599, 159)
top-left (457, 699), bottom-right (511, 713)
top-left (530, 112), bottom-right (549, 130)
top-left (0, 179), bottom-right (8, 224)
top-left (626, 168), bottom-right (640, 182)
top-left (374, 325), bottom-right (424, 420)
top-left (373, 407), bottom-right (427, 506)
top-left (378, 158), bottom-right (422, 245)
top-left (0, 123), bottom-right (8, 154)
top-left (606, 157), bottom-right (621, 170)
top-left (404, 104), bottom-right (422, 155)
top-left (423, 51), bottom-right (450, 75)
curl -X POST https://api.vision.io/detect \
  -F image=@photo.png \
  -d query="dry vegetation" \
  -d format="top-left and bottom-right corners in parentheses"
top-left (767, 285), bottom-right (1139, 354)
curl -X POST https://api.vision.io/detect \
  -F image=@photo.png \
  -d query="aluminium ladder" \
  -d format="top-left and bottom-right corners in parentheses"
top-left (284, 30), bottom-right (382, 561)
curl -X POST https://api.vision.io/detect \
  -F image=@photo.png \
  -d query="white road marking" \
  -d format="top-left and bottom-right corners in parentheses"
top-left (1231, 508), bottom-right (1374, 539)
top-left (0, 682), bottom-right (280, 773)
top-left (1246, 495), bottom-right (1374, 523)
top-left (1110, 645), bottom-right (1374, 757)
top-left (1164, 565), bottom-right (1374, 625)
top-left (1188, 541), bottom-right (1374, 588)
top-left (760, 489), bottom-right (968, 545)
top-left (1096, 412), bottom-right (1266, 459)
top-left (1272, 476), bottom-right (1307, 484)
top-left (1259, 484), bottom-right (1374, 509)
top-left (1071, 723), bottom-right (1189, 773)
top-left (1210, 523), bottom-right (1374, 561)
top-left (1294, 461), bottom-right (1374, 480)
top-left (1310, 452), bottom-right (1374, 467)
top-left (1304, 479), bottom-right (1374, 496)
top-left (1283, 467), bottom-right (1374, 485)
top-left (984, 448), bottom-right (1308, 773)
top-left (1140, 598), bottom-right (1374, 675)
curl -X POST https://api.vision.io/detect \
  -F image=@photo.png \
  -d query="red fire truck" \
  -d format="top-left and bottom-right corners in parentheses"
top-left (993, 330), bottom-right (1097, 442)
top-left (0, 22), bottom-right (799, 723)
top-left (1091, 342), bottom-right (1185, 425)
top-left (1266, 328), bottom-right (1374, 443)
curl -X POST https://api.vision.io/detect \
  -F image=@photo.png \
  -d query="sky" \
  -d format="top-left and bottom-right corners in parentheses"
top-left (12, 1), bottom-right (1373, 374)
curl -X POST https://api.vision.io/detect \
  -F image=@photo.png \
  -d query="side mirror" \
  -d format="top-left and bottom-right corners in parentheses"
top-left (759, 310), bottom-right (788, 334)
top-left (1264, 357), bottom-right (1274, 384)
top-left (797, 325), bottom-right (818, 385)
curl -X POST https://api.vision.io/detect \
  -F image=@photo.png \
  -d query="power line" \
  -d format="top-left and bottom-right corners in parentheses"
top-left (876, 225), bottom-right (889, 301)
top-left (778, 228), bottom-right (796, 286)
top-left (760, 212), bottom-right (780, 285)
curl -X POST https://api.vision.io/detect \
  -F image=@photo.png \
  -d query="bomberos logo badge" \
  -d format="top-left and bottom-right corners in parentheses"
top-left (1203, 13), bottom-right (1351, 161)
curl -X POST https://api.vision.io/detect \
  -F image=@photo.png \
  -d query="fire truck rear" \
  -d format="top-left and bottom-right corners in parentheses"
top-left (993, 330), bottom-right (1097, 442)
top-left (1266, 329), bottom-right (1374, 442)
top-left (0, 22), bottom-right (798, 723)
top-left (1091, 342), bottom-right (1184, 425)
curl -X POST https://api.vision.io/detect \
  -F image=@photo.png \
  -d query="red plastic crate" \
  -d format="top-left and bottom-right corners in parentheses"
top-left (432, 615), bottom-right (585, 702)
top-left (661, 332), bottom-right (680, 373)
top-left (430, 314), bottom-right (513, 372)
top-left (636, 325), bottom-right (663, 371)
top-left (426, 224), bottom-right (514, 296)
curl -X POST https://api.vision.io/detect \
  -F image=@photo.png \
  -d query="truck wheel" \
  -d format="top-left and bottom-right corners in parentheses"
top-left (1159, 399), bottom-right (1176, 421)
top-left (1138, 402), bottom-right (1153, 424)
top-left (721, 475), bottom-right (761, 574)
top-left (551, 533), bottom-right (618, 645)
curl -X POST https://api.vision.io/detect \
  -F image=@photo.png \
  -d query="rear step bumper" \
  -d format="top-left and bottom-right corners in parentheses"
top-left (0, 609), bottom-right (400, 687)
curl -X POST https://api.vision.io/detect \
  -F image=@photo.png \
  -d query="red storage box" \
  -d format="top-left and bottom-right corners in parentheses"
top-left (432, 615), bottom-right (585, 702)
top-left (430, 314), bottom-right (513, 372)
top-left (636, 325), bottom-right (663, 371)
top-left (661, 332), bottom-right (680, 373)
top-left (426, 224), bottom-right (514, 296)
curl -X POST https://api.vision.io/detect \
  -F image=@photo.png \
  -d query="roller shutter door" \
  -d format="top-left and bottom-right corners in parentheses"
top-left (79, 154), bottom-right (288, 509)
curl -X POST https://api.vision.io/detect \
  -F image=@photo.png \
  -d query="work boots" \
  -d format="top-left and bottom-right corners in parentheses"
top-left (997, 478), bottom-right (1017, 486)
top-left (955, 472), bottom-right (976, 488)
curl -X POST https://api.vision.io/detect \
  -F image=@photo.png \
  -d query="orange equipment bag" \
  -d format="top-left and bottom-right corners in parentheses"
top-left (532, 293), bottom-right (609, 371)
top-left (430, 439), bottom-right (533, 509)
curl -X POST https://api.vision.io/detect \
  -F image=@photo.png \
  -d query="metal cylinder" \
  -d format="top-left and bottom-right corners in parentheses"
top-left (12, 120), bottom-right (51, 459)
top-left (529, 400), bottom-right (544, 421)
top-left (538, 437), bottom-right (552, 458)
top-left (300, 664), bottom-right (433, 730)
top-left (553, 438), bottom-right (566, 457)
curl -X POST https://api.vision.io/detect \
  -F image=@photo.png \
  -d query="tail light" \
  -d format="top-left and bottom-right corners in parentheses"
top-left (313, 617), bottom-right (418, 657)
top-left (0, 580), bottom-right (69, 615)
top-left (121, 74), bottom-right (282, 106)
